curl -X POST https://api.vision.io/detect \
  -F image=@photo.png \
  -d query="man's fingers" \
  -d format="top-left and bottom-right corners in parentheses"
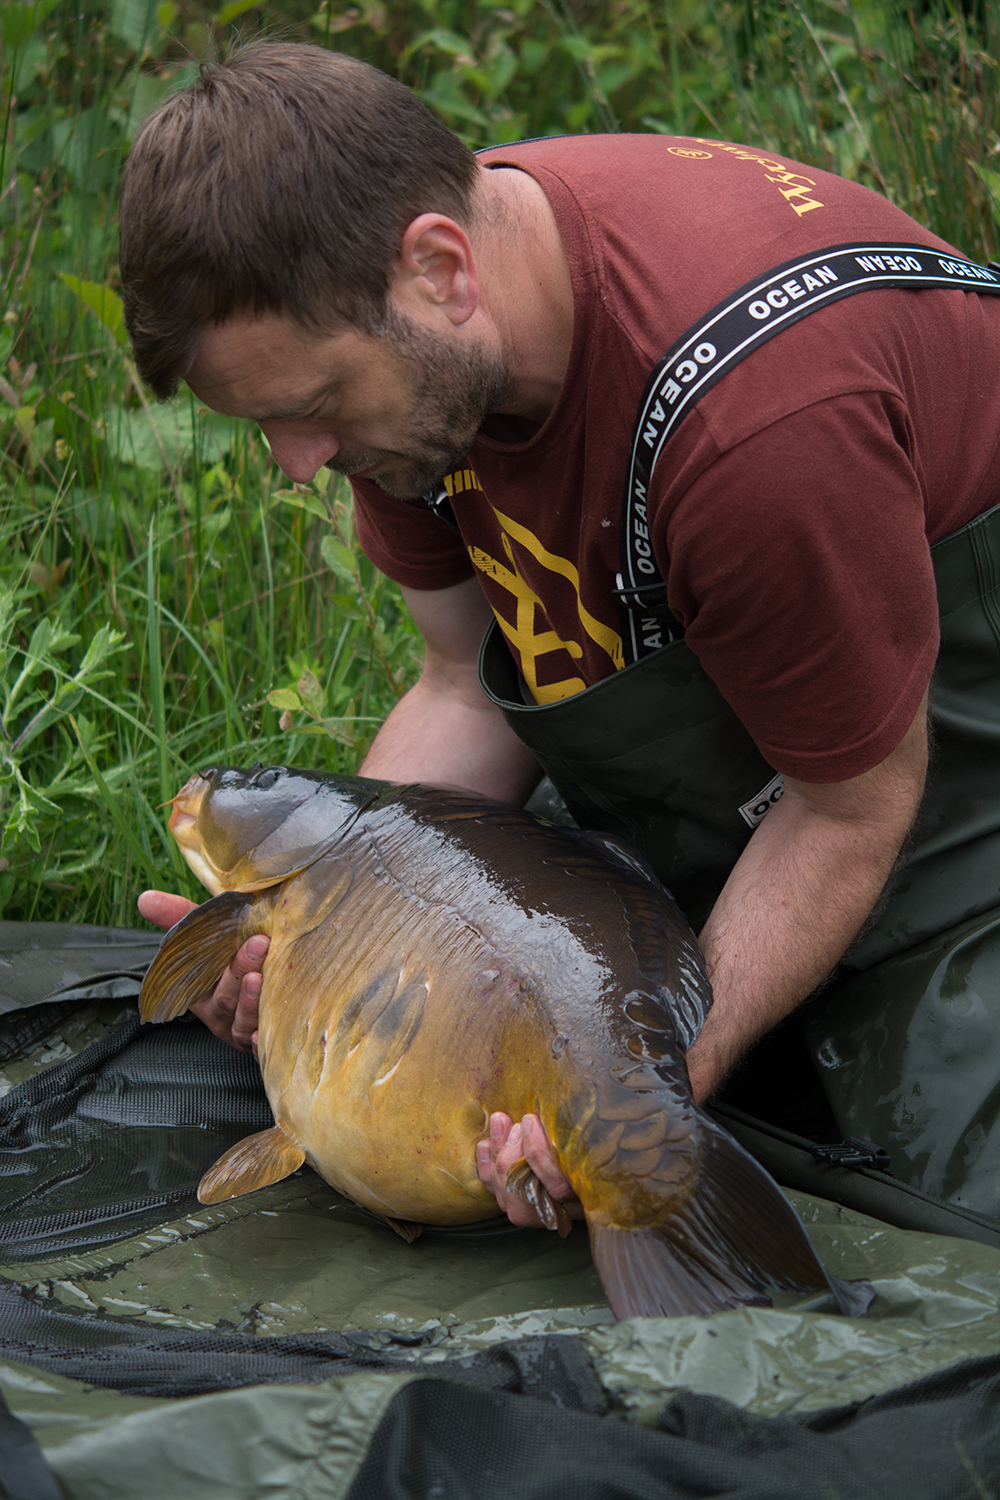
top-left (521, 1115), bottom-right (578, 1204)
top-left (186, 933), bottom-right (270, 1055)
top-left (231, 969), bottom-right (262, 1051)
top-left (137, 889), bottom-right (198, 931)
top-left (476, 1111), bottom-right (583, 1227)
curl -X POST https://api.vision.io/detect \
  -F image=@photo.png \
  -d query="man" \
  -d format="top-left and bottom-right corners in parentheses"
top-left (123, 42), bottom-right (1000, 1221)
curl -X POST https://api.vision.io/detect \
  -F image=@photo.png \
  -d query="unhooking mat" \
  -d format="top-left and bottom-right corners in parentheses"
top-left (2, 921), bottom-right (1000, 1499)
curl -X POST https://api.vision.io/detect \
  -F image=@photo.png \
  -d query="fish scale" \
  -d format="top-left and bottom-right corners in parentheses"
top-left (139, 765), bottom-right (873, 1322)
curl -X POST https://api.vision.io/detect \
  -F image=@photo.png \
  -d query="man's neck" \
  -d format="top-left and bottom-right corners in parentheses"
top-left (472, 164), bottom-right (575, 428)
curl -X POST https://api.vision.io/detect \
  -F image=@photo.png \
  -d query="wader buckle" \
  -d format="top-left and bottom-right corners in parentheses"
top-left (809, 1137), bottom-right (893, 1173)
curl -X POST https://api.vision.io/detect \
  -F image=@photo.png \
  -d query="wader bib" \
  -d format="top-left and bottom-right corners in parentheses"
top-left (473, 243), bottom-right (1000, 1213)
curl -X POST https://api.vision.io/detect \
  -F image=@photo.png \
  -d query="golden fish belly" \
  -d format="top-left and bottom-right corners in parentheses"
top-left (253, 876), bottom-right (563, 1224)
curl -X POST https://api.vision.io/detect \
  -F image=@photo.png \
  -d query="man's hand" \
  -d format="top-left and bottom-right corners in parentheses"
top-left (476, 1110), bottom-right (584, 1228)
top-left (136, 890), bottom-right (269, 1057)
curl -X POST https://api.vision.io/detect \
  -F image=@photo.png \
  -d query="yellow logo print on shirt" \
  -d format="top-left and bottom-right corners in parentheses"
top-left (469, 508), bottom-right (623, 705)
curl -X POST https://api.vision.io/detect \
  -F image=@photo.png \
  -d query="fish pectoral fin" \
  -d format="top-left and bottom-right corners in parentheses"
top-left (387, 1218), bottom-right (425, 1244)
top-left (505, 1158), bottom-right (573, 1238)
top-left (139, 891), bottom-right (266, 1023)
top-left (197, 1125), bottom-right (307, 1204)
top-left (588, 1115), bottom-right (869, 1320)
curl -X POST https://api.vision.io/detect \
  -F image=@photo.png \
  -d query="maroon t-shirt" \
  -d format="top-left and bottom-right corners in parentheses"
top-left (353, 134), bottom-right (1000, 782)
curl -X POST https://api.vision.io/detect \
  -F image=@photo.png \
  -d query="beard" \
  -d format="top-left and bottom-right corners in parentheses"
top-left (326, 306), bottom-right (513, 500)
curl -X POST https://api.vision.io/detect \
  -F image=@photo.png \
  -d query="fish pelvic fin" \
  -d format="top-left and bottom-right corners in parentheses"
top-left (387, 1218), bottom-right (425, 1244)
top-left (197, 1125), bottom-right (306, 1204)
top-left (505, 1158), bottom-right (573, 1238)
top-left (588, 1116), bottom-right (871, 1320)
top-left (139, 890), bottom-right (268, 1023)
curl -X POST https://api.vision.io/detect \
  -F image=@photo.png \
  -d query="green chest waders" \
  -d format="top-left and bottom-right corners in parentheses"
top-left (469, 242), bottom-right (1000, 1213)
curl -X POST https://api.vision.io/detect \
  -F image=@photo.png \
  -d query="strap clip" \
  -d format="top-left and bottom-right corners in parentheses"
top-left (809, 1136), bottom-right (893, 1172)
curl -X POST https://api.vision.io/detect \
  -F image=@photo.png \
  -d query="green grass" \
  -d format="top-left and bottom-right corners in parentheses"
top-left (1, 0), bottom-right (999, 927)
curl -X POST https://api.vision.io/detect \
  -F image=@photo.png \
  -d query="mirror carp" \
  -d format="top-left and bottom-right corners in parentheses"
top-left (139, 765), bottom-right (869, 1320)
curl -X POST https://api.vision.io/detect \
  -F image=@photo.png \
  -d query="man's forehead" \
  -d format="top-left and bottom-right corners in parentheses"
top-left (184, 312), bottom-right (352, 417)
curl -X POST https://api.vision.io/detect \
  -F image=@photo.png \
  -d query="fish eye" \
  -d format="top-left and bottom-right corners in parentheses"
top-left (257, 767), bottom-right (281, 790)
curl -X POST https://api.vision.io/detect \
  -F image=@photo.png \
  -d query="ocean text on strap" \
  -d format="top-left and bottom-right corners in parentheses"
top-left (616, 242), bottom-right (1000, 664)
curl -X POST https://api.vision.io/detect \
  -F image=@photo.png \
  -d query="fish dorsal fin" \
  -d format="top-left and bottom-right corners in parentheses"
top-left (197, 1125), bottom-right (306, 1204)
top-left (139, 890), bottom-right (268, 1024)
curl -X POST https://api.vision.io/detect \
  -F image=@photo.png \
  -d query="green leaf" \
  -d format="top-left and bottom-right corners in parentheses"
top-left (122, 67), bottom-right (178, 140)
top-left (66, 717), bottom-right (164, 885)
top-left (1, 0), bottom-right (59, 48)
top-left (266, 688), bottom-right (302, 711)
top-left (108, 0), bottom-right (159, 53)
top-left (11, 623), bottom-right (125, 752)
top-left (214, 0), bottom-right (260, 25)
top-left (974, 164), bottom-right (1000, 231)
top-left (28, 417), bottom-right (54, 464)
top-left (104, 403), bottom-right (238, 470)
top-left (274, 489), bottom-right (330, 521)
top-left (320, 535), bottom-right (359, 583)
top-left (296, 668), bottom-right (325, 714)
top-left (3, 767), bottom-right (60, 855)
top-left (14, 407), bottom-right (35, 445)
top-left (70, 623), bottom-right (129, 687)
top-left (60, 276), bottom-right (127, 347)
top-left (0, 589), bottom-right (29, 684)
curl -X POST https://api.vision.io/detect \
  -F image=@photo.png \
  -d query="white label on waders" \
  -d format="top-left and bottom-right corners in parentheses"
top-left (739, 772), bottom-right (784, 829)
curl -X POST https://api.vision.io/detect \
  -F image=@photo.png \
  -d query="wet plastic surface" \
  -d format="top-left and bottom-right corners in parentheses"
top-left (5, 927), bottom-right (1000, 1498)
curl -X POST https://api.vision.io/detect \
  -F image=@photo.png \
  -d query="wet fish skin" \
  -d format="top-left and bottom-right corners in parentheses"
top-left (141, 764), bottom-right (868, 1320)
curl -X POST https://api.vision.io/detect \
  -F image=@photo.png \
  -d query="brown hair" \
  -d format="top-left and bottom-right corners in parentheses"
top-left (119, 43), bottom-right (479, 397)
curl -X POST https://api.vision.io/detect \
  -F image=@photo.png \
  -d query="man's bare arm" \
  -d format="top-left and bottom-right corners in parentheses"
top-left (361, 577), bottom-right (541, 799)
top-left (478, 692), bottom-right (929, 1221)
top-left (686, 690), bottom-right (929, 1101)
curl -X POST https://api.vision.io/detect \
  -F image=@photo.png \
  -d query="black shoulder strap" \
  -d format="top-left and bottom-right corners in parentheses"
top-left (616, 241), bottom-right (1000, 664)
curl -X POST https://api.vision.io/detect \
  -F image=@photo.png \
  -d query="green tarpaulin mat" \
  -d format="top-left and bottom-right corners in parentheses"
top-left (2, 922), bottom-right (1000, 1499)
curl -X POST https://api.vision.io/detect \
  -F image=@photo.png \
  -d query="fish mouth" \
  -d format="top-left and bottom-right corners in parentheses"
top-left (167, 772), bottom-right (213, 839)
top-left (166, 771), bottom-right (228, 895)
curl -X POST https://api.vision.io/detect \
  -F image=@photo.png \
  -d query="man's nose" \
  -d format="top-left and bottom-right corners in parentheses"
top-left (261, 427), bottom-right (339, 484)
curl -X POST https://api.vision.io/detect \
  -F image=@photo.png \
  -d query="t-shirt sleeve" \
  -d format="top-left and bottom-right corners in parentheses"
top-left (351, 478), bottom-right (476, 591)
top-left (656, 391), bottom-right (940, 783)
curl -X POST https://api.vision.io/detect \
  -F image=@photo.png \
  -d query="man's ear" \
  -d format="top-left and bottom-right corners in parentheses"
top-left (392, 214), bottom-right (479, 328)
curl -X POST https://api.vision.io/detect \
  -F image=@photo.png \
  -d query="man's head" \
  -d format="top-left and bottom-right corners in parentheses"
top-left (119, 42), bottom-right (480, 399)
top-left (185, 301), bottom-right (513, 499)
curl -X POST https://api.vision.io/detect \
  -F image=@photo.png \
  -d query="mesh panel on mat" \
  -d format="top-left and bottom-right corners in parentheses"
top-left (0, 1015), bottom-right (273, 1259)
top-left (346, 1356), bottom-right (1000, 1500)
top-left (0, 1281), bottom-right (605, 1405)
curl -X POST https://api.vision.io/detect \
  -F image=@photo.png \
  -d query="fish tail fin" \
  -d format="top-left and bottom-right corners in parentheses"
top-left (588, 1118), bottom-right (872, 1320)
top-left (197, 1125), bottom-right (306, 1204)
top-left (139, 891), bottom-right (263, 1023)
